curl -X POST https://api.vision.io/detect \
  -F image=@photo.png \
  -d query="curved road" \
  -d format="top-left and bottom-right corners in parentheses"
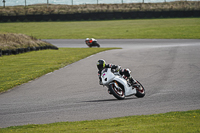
top-left (0, 39), bottom-right (200, 128)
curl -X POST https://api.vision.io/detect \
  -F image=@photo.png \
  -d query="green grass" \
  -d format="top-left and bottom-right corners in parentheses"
top-left (0, 110), bottom-right (199, 132)
top-left (0, 48), bottom-right (118, 93)
top-left (0, 18), bottom-right (199, 131)
top-left (0, 18), bottom-right (199, 39)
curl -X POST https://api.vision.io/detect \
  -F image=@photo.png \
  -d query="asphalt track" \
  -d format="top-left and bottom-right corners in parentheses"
top-left (0, 39), bottom-right (200, 128)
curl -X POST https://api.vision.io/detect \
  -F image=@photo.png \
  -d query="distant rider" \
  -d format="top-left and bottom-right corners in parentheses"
top-left (97, 59), bottom-right (137, 93)
top-left (85, 38), bottom-right (95, 47)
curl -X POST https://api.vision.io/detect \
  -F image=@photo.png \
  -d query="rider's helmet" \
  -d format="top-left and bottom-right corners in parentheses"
top-left (97, 59), bottom-right (106, 71)
top-left (85, 38), bottom-right (90, 43)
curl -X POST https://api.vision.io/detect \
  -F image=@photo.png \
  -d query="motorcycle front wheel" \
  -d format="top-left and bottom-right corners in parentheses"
top-left (134, 81), bottom-right (145, 98)
top-left (109, 82), bottom-right (125, 100)
top-left (96, 42), bottom-right (100, 47)
top-left (93, 42), bottom-right (100, 47)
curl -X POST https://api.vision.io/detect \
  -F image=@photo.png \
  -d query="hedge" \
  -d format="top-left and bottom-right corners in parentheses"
top-left (0, 10), bottom-right (199, 22)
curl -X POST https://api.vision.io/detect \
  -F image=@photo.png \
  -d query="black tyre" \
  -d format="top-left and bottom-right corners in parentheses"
top-left (135, 81), bottom-right (145, 98)
top-left (96, 43), bottom-right (100, 47)
top-left (93, 42), bottom-right (100, 47)
top-left (109, 82), bottom-right (125, 100)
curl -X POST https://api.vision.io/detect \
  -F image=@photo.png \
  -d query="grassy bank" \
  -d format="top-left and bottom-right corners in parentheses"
top-left (0, 48), bottom-right (119, 93)
top-left (0, 1), bottom-right (199, 16)
top-left (0, 110), bottom-right (199, 132)
top-left (0, 18), bottom-right (200, 39)
top-left (0, 33), bottom-right (56, 51)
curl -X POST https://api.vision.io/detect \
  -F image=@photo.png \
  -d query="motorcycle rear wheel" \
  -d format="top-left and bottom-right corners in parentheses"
top-left (109, 82), bottom-right (125, 100)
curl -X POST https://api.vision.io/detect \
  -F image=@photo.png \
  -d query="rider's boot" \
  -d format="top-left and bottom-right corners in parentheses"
top-left (128, 77), bottom-right (139, 88)
top-left (108, 88), bottom-right (112, 95)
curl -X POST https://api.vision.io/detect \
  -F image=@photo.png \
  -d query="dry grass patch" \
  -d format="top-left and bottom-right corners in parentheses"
top-left (0, 1), bottom-right (199, 16)
top-left (0, 33), bottom-right (56, 51)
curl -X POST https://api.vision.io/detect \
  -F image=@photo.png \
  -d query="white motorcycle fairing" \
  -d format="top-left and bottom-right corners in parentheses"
top-left (113, 76), bottom-right (136, 97)
top-left (101, 68), bottom-right (136, 97)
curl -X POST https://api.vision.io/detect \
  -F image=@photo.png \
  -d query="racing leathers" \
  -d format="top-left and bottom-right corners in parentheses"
top-left (97, 64), bottom-right (135, 85)
top-left (85, 38), bottom-right (95, 47)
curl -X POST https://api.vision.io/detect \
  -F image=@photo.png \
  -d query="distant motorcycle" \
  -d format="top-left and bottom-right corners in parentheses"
top-left (101, 68), bottom-right (145, 100)
top-left (85, 38), bottom-right (100, 47)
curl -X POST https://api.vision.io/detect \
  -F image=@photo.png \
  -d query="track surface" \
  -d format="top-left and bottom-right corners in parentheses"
top-left (0, 39), bottom-right (200, 128)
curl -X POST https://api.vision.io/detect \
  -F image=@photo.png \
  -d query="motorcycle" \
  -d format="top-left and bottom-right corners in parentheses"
top-left (86, 38), bottom-right (100, 47)
top-left (101, 68), bottom-right (145, 100)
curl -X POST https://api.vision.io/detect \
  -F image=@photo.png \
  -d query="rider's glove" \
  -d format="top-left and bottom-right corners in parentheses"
top-left (115, 66), bottom-right (121, 72)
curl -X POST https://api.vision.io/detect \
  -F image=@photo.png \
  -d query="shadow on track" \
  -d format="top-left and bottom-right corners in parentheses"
top-left (83, 97), bottom-right (137, 103)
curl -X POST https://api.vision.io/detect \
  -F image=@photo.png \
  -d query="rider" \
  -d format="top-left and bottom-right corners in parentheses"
top-left (85, 38), bottom-right (95, 47)
top-left (97, 59), bottom-right (137, 88)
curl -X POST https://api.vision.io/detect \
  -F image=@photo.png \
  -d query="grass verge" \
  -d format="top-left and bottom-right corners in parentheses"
top-left (0, 18), bottom-right (200, 39)
top-left (0, 48), bottom-right (119, 93)
top-left (0, 110), bottom-right (199, 132)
